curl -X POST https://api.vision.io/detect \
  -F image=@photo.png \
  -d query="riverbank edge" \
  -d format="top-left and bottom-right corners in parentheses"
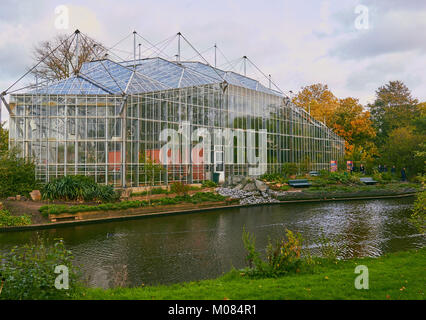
top-left (0, 191), bottom-right (417, 232)
top-left (81, 247), bottom-right (426, 300)
top-left (0, 189), bottom-right (417, 232)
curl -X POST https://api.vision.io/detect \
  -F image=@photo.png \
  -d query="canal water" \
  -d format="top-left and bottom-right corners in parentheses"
top-left (0, 197), bottom-right (424, 288)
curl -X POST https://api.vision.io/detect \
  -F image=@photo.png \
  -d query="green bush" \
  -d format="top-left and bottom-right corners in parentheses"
top-left (188, 192), bottom-right (225, 203)
top-left (381, 172), bottom-right (393, 182)
top-left (282, 163), bottom-right (299, 177)
top-left (328, 172), bottom-right (349, 184)
top-left (260, 173), bottom-right (287, 184)
top-left (0, 150), bottom-right (39, 198)
top-left (348, 173), bottom-right (363, 185)
top-left (41, 175), bottom-right (120, 202)
top-left (0, 209), bottom-right (31, 227)
top-left (242, 228), bottom-right (307, 277)
top-left (201, 180), bottom-right (218, 188)
top-left (0, 238), bottom-right (81, 299)
top-left (170, 182), bottom-right (190, 195)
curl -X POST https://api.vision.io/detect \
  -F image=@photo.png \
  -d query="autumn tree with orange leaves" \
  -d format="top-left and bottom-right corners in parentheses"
top-left (292, 84), bottom-right (377, 163)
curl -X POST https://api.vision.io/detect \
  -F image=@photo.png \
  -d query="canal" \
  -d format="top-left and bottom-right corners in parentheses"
top-left (0, 197), bottom-right (424, 288)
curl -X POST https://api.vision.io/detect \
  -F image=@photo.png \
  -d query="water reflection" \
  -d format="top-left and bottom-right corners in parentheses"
top-left (0, 197), bottom-right (424, 288)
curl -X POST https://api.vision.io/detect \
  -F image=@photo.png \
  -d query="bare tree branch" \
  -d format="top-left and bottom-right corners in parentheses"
top-left (31, 34), bottom-right (107, 81)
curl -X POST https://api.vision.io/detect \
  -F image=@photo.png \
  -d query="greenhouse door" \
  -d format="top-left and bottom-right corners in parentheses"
top-left (214, 150), bottom-right (224, 183)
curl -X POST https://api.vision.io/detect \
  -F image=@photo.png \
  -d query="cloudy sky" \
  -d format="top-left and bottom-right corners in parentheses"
top-left (1, 0), bottom-right (425, 124)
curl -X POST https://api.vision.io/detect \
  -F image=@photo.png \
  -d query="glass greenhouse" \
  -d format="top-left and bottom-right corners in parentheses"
top-left (8, 57), bottom-right (345, 187)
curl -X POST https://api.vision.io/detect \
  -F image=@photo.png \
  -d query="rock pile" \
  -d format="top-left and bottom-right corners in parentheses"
top-left (217, 176), bottom-right (280, 205)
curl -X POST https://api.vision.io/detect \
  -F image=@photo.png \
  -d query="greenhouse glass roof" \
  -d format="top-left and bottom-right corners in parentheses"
top-left (32, 57), bottom-right (284, 97)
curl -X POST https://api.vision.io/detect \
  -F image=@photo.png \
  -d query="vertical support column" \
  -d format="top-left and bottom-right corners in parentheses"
top-left (214, 43), bottom-right (217, 68)
top-left (121, 98), bottom-right (127, 188)
top-left (75, 30), bottom-right (80, 74)
top-left (133, 31), bottom-right (137, 69)
top-left (64, 103), bottom-right (67, 176)
top-left (177, 32), bottom-right (181, 63)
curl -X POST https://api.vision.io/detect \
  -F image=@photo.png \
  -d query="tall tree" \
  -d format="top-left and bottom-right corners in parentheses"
top-left (381, 126), bottom-right (424, 175)
top-left (292, 84), bottom-right (378, 162)
top-left (292, 83), bottom-right (340, 126)
top-left (368, 81), bottom-right (419, 147)
top-left (330, 97), bottom-right (377, 162)
top-left (32, 34), bottom-right (107, 81)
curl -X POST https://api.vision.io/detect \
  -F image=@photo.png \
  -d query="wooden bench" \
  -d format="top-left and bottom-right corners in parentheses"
top-left (288, 179), bottom-right (312, 188)
top-left (360, 177), bottom-right (378, 185)
top-left (309, 171), bottom-right (320, 176)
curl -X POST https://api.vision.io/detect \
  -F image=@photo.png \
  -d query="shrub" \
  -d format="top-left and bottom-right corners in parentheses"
top-left (201, 180), bottom-right (218, 188)
top-left (0, 209), bottom-right (31, 227)
top-left (0, 149), bottom-right (39, 198)
top-left (328, 172), bottom-right (349, 184)
top-left (189, 192), bottom-right (225, 203)
top-left (381, 172), bottom-right (393, 182)
top-left (170, 182), bottom-right (190, 196)
top-left (372, 170), bottom-right (384, 184)
top-left (348, 173), bottom-right (363, 185)
top-left (242, 228), bottom-right (306, 277)
top-left (265, 230), bottom-right (304, 275)
top-left (260, 173), bottom-right (287, 184)
top-left (282, 163), bottom-right (298, 177)
top-left (0, 238), bottom-right (81, 299)
top-left (41, 175), bottom-right (120, 202)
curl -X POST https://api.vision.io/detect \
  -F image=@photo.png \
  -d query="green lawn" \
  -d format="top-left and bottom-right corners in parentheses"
top-left (81, 248), bottom-right (425, 300)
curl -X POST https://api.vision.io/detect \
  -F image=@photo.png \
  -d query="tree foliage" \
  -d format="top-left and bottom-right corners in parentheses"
top-left (293, 85), bottom-right (377, 162)
top-left (368, 80), bottom-right (420, 147)
top-left (0, 123), bottom-right (8, 154)
top-left (293, 81), bottom-right (424, 176)
top-left (0, 149), bottom-right (39, 198)
top-left (292, 83), bottom-right (339, 126)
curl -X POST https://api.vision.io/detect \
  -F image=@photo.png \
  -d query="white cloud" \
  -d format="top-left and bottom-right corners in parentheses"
top-left (0, 0), bottom-right (425, 129)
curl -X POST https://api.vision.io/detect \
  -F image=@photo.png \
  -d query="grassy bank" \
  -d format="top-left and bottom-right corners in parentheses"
top-left (276, 183), bottom-right (419, 201)
top-left (81, 248), bottom-right (425, 300)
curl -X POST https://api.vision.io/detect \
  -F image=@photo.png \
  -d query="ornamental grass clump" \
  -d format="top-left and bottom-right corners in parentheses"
top-left (41, 175), bottom-right (120, 202)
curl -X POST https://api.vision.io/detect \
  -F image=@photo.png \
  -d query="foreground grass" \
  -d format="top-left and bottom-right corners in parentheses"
top-left (81, 248), bottom-right (425, 300)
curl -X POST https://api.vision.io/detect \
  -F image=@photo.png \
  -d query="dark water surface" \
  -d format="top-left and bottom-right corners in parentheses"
top-left (0, 197), bottom-right (424, 288)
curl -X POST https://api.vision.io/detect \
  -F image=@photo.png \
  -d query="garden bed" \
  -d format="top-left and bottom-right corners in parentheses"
top-left (47, 200), bottom-right (232, 222)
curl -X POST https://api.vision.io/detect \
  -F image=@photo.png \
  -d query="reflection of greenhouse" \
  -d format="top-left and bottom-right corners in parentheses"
top-left (7, 44), bottom-right (344, 187)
